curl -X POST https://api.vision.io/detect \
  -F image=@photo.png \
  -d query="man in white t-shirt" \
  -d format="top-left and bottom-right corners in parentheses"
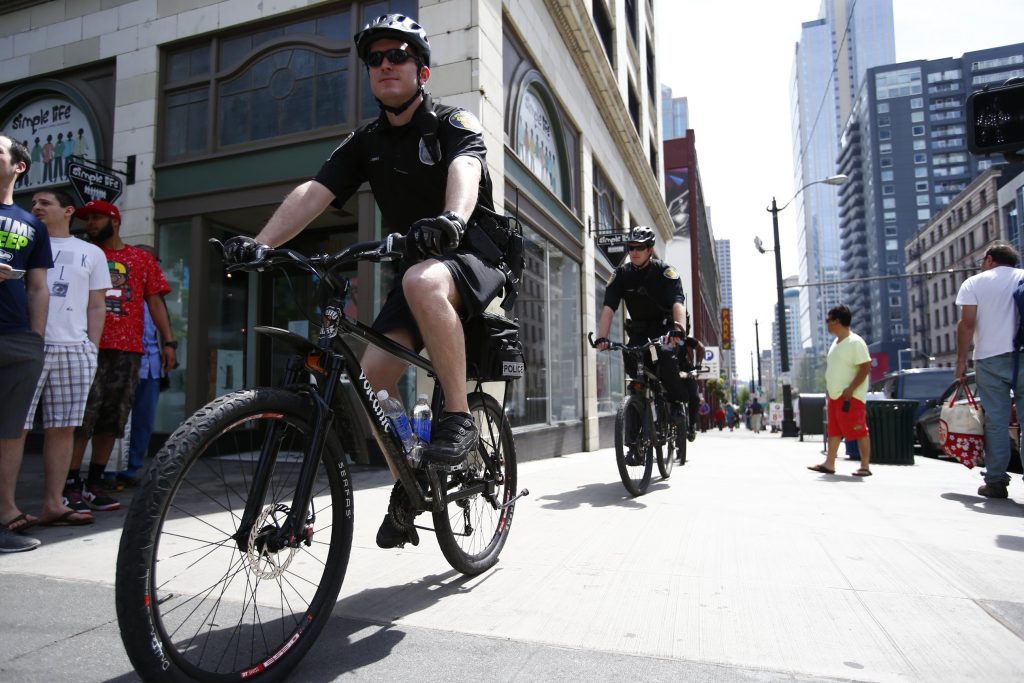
top-left (955, 240), bottom-right (1024, 499)
top-left (0, 189), bottom-right (110, 530)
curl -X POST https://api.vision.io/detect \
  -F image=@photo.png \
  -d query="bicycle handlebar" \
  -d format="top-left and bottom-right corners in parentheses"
top-left (587, 332), bottom-right (664, 352)
top-left (209, 233), bottom-right (410, 280)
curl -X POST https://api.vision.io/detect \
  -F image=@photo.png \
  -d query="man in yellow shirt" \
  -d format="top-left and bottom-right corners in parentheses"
top-left (808, 305), bottom-right (872, 476)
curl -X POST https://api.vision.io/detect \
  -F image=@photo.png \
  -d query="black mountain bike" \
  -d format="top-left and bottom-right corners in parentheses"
top-left (590, 333), bottom-right (687, 496)
top-left (115, 235), bottom-right (528, 682)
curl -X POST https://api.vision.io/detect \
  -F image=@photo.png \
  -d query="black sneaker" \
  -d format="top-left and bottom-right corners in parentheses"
top-left (978, 482), bottom-right (1009, 499)
top-left (375, 514), bottom-right (420, 549)
top-left (422, 412), bottom-right (478, 467)
top-left (82, 480), bottom-right (121, 511)
top-left (0, 526), bottom-right (40, 553)
top-left (62, 484), bottom-right (90, 513)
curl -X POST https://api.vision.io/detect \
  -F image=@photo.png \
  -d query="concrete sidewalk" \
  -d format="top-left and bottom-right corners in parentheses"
top-left (2, 430), bottom-right (1023, 681)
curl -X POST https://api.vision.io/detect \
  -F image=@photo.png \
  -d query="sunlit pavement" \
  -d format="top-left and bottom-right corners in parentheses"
top-left (2, 428), bottom-right (1023, 682)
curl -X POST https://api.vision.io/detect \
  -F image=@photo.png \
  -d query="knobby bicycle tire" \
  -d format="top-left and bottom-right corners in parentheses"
top-left (115, 388), bottom-right (354, 682)
top-left (433, 391), bottom-right (518, 575)
top-left (615, 394), bottom-right (653, 496)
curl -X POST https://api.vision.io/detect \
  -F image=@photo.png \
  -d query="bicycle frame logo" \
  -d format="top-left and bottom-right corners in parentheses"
top-left (359, 371), bottom-right (390, 434)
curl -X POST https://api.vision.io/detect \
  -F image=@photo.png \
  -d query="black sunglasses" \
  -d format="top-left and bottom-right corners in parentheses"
top-left (366, 48), bottom-right (414, 68)
top-left (627, 244), bottom-right (649, 252)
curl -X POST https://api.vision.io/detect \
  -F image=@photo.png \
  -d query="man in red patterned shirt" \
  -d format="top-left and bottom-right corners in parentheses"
top-left (67, 201), bottom-right (176, 512)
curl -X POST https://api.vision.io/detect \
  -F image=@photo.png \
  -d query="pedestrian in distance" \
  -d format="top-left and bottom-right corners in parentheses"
top-left (954, 240), bottom-right (1024, 499)
top-left (749, 397), bottom-right (764, 433)
top-left (222, 14), bottom-right (512, 550)
top-left (808, 304), bottom-right (872, 477)
top-left (68, 200), bottom-right (175, 514)
top-left (0, 135), bottom-right (52, 553)
top-left (714, 404), bottom-right (726, 430)
top-left (0, 188), bottom-right (109, 532)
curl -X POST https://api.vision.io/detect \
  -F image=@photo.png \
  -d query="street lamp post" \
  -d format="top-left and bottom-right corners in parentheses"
top-left (761, 174), bottom-right (848, 438)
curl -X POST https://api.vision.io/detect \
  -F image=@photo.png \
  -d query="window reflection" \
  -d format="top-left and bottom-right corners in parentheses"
top-left (508, 228), bottom-right (581, 426)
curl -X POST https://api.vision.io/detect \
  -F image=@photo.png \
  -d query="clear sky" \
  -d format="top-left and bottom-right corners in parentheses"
top-left (655, 0), bottom-right (1024, 387)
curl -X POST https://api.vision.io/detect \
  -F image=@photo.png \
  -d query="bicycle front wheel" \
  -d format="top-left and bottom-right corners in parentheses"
top-left (115, 388), bottom-right (354, 682)
top-left (433, 391), bottom-right (518, 575)
top-left (615, 394), bottom-right (653, 496)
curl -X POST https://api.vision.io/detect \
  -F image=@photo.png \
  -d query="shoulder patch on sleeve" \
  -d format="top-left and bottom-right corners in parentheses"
top-left (330, 132), bottom-right (354, 156)
top-left (663, 267), bottom-right (680, 280)
top-left (449, 110), bottom-right (483, 133)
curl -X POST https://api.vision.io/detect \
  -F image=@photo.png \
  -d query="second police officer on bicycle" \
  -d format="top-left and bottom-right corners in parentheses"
top-left (595, 226), bottom-right (703, 449)
top-left (223, 14), bottom-right (509, 549)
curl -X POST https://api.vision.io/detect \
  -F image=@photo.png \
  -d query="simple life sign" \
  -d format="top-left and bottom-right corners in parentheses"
top-left (597, 232), bottom-right (628, 264)
top-left (67, 161), bottom-right (122, 205)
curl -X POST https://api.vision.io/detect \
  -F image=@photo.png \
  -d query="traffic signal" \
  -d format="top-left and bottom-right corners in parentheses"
top-left (967, 79), bottom-right (1024, 156)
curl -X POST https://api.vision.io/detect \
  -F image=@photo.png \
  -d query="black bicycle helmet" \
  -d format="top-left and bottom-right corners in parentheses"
top-left (355, 14), bottom-right (431, 68)
top-left (627, 225), bottom-right (656, 245)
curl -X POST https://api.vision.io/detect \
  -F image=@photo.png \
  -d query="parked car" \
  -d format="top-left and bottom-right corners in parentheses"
top-left (916, 372), bottom-right (1023, 474)
top-left (869, 368), bottom-right (956, 421)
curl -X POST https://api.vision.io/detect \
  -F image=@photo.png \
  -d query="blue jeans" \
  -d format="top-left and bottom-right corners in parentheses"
top-left (973, 352), bottom-right (1024, 485)
top-left (123, 377), bottom-right (160, 477)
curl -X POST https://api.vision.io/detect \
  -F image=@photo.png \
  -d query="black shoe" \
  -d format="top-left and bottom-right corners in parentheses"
top-left (686, 425), bottom-right (696, 443)
top-left (0, 526), bottom-right (40, 553)
top-left (978, 482), bottom-right (1009, 499)
top-left (376, 514), bottom-right (420, 549)
top-left (422, 412), bottom-right (478, 467)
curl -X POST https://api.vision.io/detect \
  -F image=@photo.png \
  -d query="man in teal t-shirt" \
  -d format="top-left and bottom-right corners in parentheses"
top-left (808, 304), bottom-right (873, 477)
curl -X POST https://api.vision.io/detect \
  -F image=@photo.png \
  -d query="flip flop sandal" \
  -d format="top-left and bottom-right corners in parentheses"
top-left (40, 510), bottom-right (94, 527)
top-left (853, 469), bottom-right (873, 477)
top-left (2, 512), bottom-right (40, 534)
top-left (807, 464), bottom-right (836, 474)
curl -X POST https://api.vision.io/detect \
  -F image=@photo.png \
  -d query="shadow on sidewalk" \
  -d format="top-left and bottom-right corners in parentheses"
top-left (941, 492), bottom-right (1024, 518)
top-left (288, 569), bottom-right (476, 680)
top-left (535, 480), bottom-right (668, 509)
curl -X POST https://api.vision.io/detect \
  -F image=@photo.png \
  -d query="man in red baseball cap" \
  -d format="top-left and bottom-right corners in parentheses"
top-left (74, 199), bottom-right (120, 223)
top-left (66, 200), bottom-right (176, 513)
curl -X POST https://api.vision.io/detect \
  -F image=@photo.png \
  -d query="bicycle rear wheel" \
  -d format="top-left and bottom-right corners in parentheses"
top-left (433, 391), bottom-right (518, 575)
top-left (115, 388), bottom-right (353, 682)
top-left (615, 394), bottom-right (653, 496)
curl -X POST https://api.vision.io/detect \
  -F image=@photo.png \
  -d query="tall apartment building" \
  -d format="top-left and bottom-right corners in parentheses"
top-left (661, 85), bottom-right (688, 140)
top-left (715, 238), bottom-right (737, 383)
top-left (838, 42), bottom-right (1024, 375)
top-left (790, 0), bottom-right (894, 375)
top-left (1, 0), bottom-right (671, 459)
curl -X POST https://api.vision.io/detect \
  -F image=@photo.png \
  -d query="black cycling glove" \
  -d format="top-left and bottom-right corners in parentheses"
top-left (410, 211), bottom-right (466, 258)
top-left (223, 235), bottom-right (264, 266)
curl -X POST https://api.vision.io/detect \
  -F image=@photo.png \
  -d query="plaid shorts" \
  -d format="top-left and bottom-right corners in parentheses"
top-left (24, 341), bottom-right (99, 429)
top-left (77, 349), bottom-right (141, 438)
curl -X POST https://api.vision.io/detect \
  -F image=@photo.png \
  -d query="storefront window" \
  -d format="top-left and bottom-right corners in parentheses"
top-left (595, 278), bottom-right (623, 415)
top-left (161, 2), bottom-right (416, 159)
top-left (509, 228), bottom-right (581, 426)
top-left (155, 223), bottom-right (191, 432)
top-left (206, 225), bottom-right (249, 403)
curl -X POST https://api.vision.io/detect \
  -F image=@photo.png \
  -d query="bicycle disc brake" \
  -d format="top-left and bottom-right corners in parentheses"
top-left (246, 503), bottom-right (301, 580)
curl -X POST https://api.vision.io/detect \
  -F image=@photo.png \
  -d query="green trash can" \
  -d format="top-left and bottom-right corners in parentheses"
top-left (865, 399), bottom-right (918, 465)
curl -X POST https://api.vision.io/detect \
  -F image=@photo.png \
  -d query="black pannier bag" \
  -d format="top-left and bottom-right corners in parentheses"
top-left (465, 207), bottom-right (525, 311)
top-left (464, 312), bottom-right (525, 381)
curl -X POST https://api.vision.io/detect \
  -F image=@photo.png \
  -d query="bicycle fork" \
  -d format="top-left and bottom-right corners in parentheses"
top-left (232, 354), bottom-right (342, 553)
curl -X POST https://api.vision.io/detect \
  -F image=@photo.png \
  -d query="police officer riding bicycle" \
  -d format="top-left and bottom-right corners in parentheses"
top-left (595, 226), bottom-right (700, 441)
top-left (223, 14), bottom-right (509, 549)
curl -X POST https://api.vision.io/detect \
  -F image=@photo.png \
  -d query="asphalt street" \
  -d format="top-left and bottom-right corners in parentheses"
top-left (1, 428), bottom-right (1023, 682)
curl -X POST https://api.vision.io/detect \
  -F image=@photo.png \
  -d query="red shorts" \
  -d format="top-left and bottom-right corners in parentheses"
top-left (827, 397), bottom-right (869, 441)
